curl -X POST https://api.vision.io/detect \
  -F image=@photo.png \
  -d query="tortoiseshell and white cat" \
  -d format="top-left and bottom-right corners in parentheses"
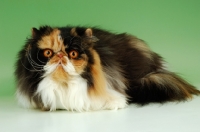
top-left (15, 26), bottom-right (200, 111)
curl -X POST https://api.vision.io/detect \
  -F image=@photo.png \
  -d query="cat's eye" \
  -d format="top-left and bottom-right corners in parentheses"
top-left (69, 50), bottom-right (79, 59)
top-left (43, 49), bottom-right (53, 58)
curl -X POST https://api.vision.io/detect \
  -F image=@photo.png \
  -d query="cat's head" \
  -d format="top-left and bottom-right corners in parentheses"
top-left (22, 26), bottom-right (99, 84)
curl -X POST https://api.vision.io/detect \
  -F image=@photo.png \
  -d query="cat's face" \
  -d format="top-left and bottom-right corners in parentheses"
top-left (26, 26), bottom-right (96, 84)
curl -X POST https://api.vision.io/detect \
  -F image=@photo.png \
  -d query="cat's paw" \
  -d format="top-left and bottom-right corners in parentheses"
top-left (105, 98), bottom-right (128, 110)
top-left (41, 107), bottom-right (50, 111)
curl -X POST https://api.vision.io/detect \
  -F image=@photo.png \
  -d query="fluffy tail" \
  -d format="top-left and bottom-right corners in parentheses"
top-left (127, 71), bottom-right (200, 105)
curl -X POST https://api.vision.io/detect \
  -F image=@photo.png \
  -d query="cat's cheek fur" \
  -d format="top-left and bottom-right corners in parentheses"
top-left (62, 57), bottom-right (79, 76)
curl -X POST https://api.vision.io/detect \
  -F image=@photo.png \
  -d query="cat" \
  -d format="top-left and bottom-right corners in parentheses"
top-left (15, 25), bottom-right (200, 111)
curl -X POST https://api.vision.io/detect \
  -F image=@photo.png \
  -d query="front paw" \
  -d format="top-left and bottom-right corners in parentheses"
top-left (105, 98), bottom-right (128, 110)
top-left (40, 106), bottom-right (50, 111)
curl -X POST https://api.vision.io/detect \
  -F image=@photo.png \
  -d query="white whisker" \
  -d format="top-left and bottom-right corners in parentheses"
top-left (20, 60), bottom-right (44, 72)
top-left (27, 57), bottom-right (43, 69)
top-left (20, 48), bottom-right (46, 72)
top-left (27, 50), bottom-right (45, 67)
top-left (37, 49), bottom-right (46, 64)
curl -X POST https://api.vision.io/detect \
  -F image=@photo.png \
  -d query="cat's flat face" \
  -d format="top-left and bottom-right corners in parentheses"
top-left (28, 27), bottom-right (91, 85)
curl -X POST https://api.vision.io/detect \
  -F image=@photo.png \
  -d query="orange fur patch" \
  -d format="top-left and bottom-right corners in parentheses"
top-left (38, 29), bottom-right (66, 53)
top-left (88, 49), bottom-right (108, 98)
top-left (51, 65), bottom-right (69, 85)
top-left (70, 54), bottom-right (88, 74)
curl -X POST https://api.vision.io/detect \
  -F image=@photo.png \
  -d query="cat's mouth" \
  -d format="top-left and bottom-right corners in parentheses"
top-left (57, 58), bottom-right (67, 66)
top-left (56, 59), bottom-right (67, 69)
top-left (57, 62), bottom-right (64, 67)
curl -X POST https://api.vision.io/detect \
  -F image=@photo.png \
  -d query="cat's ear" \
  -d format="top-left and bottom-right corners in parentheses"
top-left (31, 26), bottom-right (52, 38)
top-left (31, 27), bottom-right (40, 38)
top-left (70, 28), bottom-right (99, 43)
top-left (85, 28), bottom-right (99, 43)
top-left (85, 28), bottom-right (93, 37)
top-left (70, 28), bottom-right (78, 37)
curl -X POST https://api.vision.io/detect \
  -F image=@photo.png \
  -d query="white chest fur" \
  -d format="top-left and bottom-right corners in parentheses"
top-left (36, 75), bottom-right (91, 111)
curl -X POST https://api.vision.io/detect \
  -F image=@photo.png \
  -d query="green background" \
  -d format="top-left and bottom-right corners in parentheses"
top-left (0, 0), bottom-right (199, 97)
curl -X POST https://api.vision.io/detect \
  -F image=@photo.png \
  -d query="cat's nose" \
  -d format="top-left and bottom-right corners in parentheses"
top-left (57, 52), bottom-right (64, 58)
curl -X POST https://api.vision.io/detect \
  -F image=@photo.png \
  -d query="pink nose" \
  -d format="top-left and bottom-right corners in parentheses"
top-left (57, 52), bottom-right (64, 58)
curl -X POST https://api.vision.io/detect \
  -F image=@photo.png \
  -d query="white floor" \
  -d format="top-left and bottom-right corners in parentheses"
top-left (0, 96), bottom-right (200, 132)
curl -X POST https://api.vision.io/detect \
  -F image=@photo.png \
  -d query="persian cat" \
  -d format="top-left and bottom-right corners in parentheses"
top-left (15, 26), bottom-right (200, 111)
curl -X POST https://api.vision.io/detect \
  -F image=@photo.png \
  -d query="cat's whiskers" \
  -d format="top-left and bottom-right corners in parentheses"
top-left (28, 50), bottom-right (45, 67)
top-left (36, 50), bottom-right (46, 64)
top-left (27, 57), bottom-right (43, 69)
top-left (20, 60), bottom-right (43, 72)
top-left (27, 50), bottom-right (45, 68)
top-left (27, 56), bottom-right (44, 71)
top-left (21, 50), bottom-right (45, 72)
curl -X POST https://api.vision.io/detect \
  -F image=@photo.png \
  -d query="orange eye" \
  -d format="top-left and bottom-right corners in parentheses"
top-left (69, 50), bottom-right (79, 59)
top-left (43, 49), bottom-right (53, 58)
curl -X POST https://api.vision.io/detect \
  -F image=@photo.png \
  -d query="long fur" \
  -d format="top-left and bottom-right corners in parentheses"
top-left (15, 25), bottom-right (200, 111)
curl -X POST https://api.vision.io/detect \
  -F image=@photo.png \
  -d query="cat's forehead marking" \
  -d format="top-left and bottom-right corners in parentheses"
top-left (38, 29), bottom-right (65, 53)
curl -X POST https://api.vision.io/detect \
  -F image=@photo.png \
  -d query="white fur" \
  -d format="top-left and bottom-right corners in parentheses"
top-left (43, 63), bottom-right (58, 77)
top-left (16, 89), bottom-right (36, 109)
